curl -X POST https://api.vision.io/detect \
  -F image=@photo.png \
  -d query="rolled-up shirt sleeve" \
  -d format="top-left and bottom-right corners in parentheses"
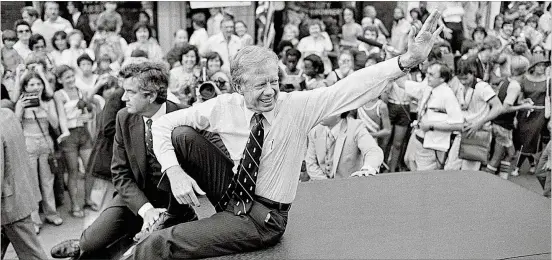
top-left (152, 99), bottom-right (217, 172)
top-left (292, 57), bottom-right (404, 132)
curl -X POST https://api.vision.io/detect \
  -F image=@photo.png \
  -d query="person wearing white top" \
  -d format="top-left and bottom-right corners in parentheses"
top-left (207, 8), bottom-right (225, 37)
top-left (121, 11), bottom-right (445, 260)
top-left (189, 13), bottom-right (209, 53)
top-left (297, 19), bottom-right (333, 75)
top-left (446, 56), bottom-right (503, 171)
top-left (35, 2), bottom-right (72, 51)
top-left (202, 17), bottom-right (243, 74)
top-left (13, 20), bottom-right (33, 61)
top-left (405, 63), bottom-right (464, 171)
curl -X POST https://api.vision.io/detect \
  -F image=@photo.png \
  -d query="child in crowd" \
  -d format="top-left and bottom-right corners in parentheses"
top-left (280, 48), bottom-right (304, 92)
top-left (61, 30), bottom-right (95, 71)
top-left (75, 54), bottom-right (98, 96)
top-left (1, 30), bottom-right (24, 73)
top-left (96, 1), bottom-right (123, 34)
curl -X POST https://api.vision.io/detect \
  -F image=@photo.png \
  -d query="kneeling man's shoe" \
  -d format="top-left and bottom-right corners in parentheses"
top-left (51, 239), bottom-right (80, 258)
top-left (133, 211), bottom-right (198, 242)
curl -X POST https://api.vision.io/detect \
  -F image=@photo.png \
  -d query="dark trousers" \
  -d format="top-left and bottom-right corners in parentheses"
top-left (125, 126), bottom-right (288, 259)
top-left (1, 215), bottom-right (48, 260)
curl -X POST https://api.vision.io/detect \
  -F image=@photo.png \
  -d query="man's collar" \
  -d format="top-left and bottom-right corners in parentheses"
top-left (243, 102), bottom-right (274, 126)
top-left (144, 102), bottom-right (167, 122)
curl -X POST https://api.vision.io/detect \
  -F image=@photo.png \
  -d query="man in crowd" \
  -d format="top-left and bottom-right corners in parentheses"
top-left (20, 6), bottom-right (43, 34)
top-left (1, 108), bottom-right (48, 260)
top-left (306, 111), bottom-right (383, 180)
top-left (118, 11), bottom-right (444, 260)
top-left (446, 56), bottom-right (503, 171)
top-left (67, 1), bottom-right (94, 46)
top-left (36, 1), bottom-right (73, 51)
top-left (202, 16), bottom-right (243, 74)
top-left (407, 62), bottom-right (464, 170)
top-left (13, 20), bottom-right (33, 60)
top-left (50, 62), bottom-right (199, 259)
top-left (189, 13), bottom-right (209, 54)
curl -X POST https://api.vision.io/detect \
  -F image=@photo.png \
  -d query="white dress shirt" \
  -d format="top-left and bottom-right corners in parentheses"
top-left (189, 28), bottom-right (209, 53)
top-left (137, 103), bottom-right (167, 218)
top-left (203, 33), bottom-right (243, 74)
top-left (72, 12), bottom-right (81, 26)
top-left (152, 57), bottom-right (404, 203)
top-left (13, 41), bottom-right (31, 61)
top-left (38, 17), bottom-right (73, 51)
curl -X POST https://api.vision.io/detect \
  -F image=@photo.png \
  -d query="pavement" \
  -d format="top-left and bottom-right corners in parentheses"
top-left (3, 167), bottom-right (548, 260)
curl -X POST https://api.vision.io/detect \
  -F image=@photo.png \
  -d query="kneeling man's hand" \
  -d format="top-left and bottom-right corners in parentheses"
top-left (166, 165), bottom-right (206, 206)
top-left (141, 208), bottom-right (167, 230)
top-left (351, 167), bottom-right (378, 177)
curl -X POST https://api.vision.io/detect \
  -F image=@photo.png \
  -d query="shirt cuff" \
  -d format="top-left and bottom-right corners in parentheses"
top-left (138, 203), bottom-right (154, 219)
top-left (360, 165), bottom-right (378, 174)
top-left (158, 152), bottom-right (181, 173)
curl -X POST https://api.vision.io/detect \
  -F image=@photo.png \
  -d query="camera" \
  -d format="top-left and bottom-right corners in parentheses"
top-left (198, 81), bottom-right (218, 101)
top-left (22, 93), bottom-right (40, 108)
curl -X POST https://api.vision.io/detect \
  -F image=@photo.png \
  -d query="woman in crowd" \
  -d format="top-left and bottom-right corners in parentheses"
top-left (165, 29), bottom-right (189, 69)
top-left (125, 21), bottom-right (164, 61)
top-left (340, 7), bottom-right (363, 50)
top-left (138, 10), bottom-right (157, 39)
top-left (409, 8), bottom-right (423, 31)
top-left (28, 34), bottom-right (54, 69)
top-left (472, 27), bottom-right (487, 46)
top-left (205, 51), bottom-right (224, 79)
top-left (169, 45), bottom-right (199, 106)
top-left (53, 65), bottom-right (96, 218)
top-left (50, 31), bottom-right (68, 67)
top-left (326, 51), bottom-right (354, 86)
top-left (14, 70), bottom-right (62, 233)
top-left (235, 20), bottom-right (253, 47)
top-left (61, 30), bottom-right (94, 70)
top-left (513, 56), bottom-right (551, 176)
top-left (488, 14), bottom-right (505, 38)
top-left (303, 54), bottom-right (327, 90)
top-left (297, 19), bottom-right (333, 75)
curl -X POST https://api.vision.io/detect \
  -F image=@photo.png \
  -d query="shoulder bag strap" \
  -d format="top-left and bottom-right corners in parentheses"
top-left (32, 110), bottom-right (54, 154)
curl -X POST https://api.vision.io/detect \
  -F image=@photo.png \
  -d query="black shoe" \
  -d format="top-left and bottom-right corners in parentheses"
top-left (51, 239), bottom-right (80, 258)
top-left (133, 211), bottom-right (198, 242)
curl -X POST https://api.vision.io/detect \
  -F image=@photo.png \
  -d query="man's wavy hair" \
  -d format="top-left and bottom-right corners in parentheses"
top-left (119, 61), bottom-right (169, 104)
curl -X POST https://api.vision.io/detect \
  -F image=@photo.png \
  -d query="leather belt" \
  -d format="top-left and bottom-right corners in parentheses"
top-left (256, 196), bottom-right (292, 212)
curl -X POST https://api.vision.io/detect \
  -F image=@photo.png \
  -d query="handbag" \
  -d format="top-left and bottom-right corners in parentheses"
top-left (458, 86), bottom-right (492, 163)
top-left (545, 77), bottom-right (550, 119)
top-left (459, 130), bottom-right (492, 163)
top-left (32, 110), bottom-right (65, 176)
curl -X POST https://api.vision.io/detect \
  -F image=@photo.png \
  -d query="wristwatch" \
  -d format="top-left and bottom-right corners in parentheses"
top-left (397, 55), bottom-right (412, 73)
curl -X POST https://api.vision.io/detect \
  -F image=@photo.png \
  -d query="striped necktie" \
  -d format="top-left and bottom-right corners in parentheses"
top-left (216, 113), bottom-right (265, 215)
top-left (145, 119), bottom-right (155, 157)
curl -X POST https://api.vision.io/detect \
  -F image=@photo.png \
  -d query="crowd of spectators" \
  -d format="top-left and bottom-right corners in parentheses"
top-left (0, 2), bottom-right (550, 247)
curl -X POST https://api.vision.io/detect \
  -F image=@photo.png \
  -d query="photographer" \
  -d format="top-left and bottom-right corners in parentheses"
top-left (12, 53), bottom-right (55, 103)
top-left (14, 69), bottom-right (63, 233)
top-left (53, 65), bottom-right (96, 218)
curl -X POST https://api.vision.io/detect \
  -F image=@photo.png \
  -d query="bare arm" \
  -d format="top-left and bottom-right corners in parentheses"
top-left (53, 91), bottom-right (70, 135)
top-left (370, 103), bottom-right (392, 138)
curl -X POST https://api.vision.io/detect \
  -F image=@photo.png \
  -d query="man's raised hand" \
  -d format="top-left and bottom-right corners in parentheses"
top-left (401, 10), bottom-right (445, 68)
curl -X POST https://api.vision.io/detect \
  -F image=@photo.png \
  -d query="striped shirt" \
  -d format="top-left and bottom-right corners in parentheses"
top-left (152, 57), bottom-right (404, 203)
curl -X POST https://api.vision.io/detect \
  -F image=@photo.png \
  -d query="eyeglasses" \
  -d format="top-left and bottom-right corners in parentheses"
top-left (534, 50), bottom-right (544, 54)
top-left (17, 29), bottom-right (30, 33)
